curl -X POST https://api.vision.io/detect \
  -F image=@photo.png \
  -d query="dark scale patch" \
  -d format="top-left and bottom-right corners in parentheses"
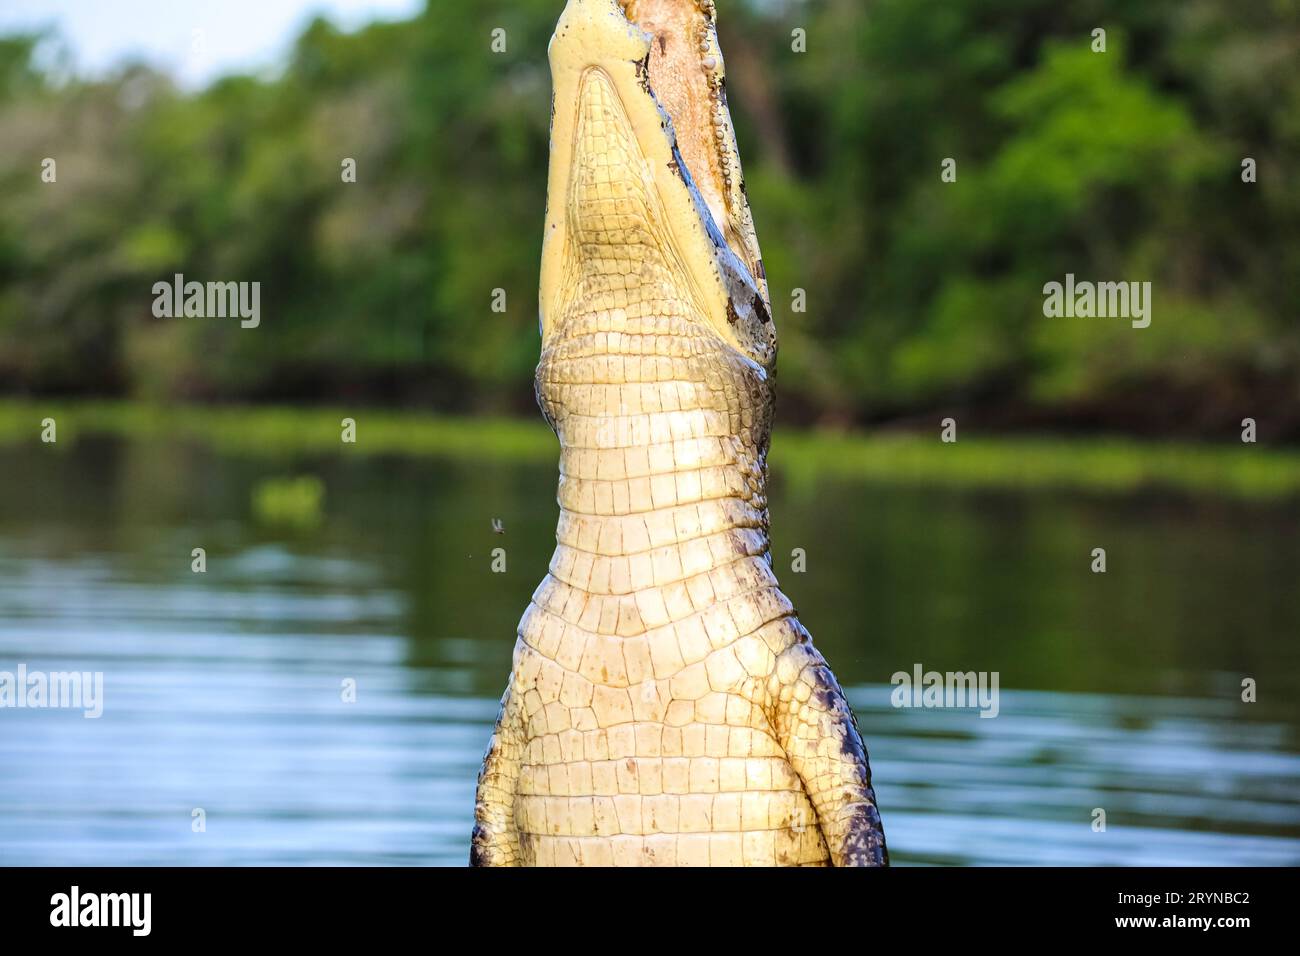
top-left (634, 53), bottom-right (653, 96)
top-left (726, 300), bottom-right (740, 325)
top-left (469, 825), bottom-right (491, 866)
top-left (756, 258), bottom-right (765, 280)
top-left (658, 33), bottom-right (667, 55)
top-left (839, 724), bottom-right (867, 764)
top-left (839, 802), bottom-right (889, 868)
top-left (535, 375), bottom-right (559, 437)
top-left (814, 680), bottom-right (839, 712)
top-left (752, 292), bottom-right (771, 324)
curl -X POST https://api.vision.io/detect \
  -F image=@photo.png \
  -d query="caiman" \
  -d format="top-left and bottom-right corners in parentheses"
top-left (471, 0), bottom-right (888, 867)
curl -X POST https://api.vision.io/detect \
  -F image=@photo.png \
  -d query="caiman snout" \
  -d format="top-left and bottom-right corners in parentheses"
top-left (539, 0), bottom-right (775, 370)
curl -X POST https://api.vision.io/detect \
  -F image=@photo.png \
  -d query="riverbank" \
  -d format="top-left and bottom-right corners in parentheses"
top-left (2, 400), bottom-right (1297, 501)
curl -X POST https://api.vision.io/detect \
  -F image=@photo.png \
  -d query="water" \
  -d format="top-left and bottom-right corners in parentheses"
top-left (1, 435), bottom-right (1298, 866)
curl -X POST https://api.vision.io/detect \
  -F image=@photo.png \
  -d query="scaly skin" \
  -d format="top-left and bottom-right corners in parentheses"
top-left (471, 0), bottom-right (887, 867)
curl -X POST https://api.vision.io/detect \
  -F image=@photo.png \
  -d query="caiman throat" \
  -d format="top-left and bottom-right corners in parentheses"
top-left (471, 0), bottom-right (887, 867)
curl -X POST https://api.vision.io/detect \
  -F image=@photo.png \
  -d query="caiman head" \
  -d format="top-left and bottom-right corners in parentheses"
top-left (538, 0), bottom-right (775, 375)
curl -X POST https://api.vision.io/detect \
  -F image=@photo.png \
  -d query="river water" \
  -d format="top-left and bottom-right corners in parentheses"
top-left (1, 435), bottom-right (1297, 865)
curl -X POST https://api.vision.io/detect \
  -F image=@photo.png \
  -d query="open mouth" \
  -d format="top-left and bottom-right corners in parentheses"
top-left (539, 0), bottom-right (775, 369)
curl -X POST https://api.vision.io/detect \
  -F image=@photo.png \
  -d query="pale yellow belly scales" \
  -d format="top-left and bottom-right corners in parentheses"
top-left (510, 325), bottom-right (829, 867)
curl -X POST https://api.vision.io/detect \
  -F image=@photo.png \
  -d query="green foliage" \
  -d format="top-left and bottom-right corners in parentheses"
top-left (0, 0), bottom-right (1295, 434)
top-left (252, 474), bottom-right (325, 529)
top-left (2, 399), bottom-right (1298, 501)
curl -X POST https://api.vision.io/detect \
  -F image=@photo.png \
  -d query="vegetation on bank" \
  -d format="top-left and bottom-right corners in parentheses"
top-left (3, 400), bottom-right (1298, 501)
top-left (0, 1), bottom-right (1296, 435)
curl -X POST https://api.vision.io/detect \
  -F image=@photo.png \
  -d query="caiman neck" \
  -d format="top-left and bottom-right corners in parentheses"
top-left (541, 330), bottom-right (773, 602)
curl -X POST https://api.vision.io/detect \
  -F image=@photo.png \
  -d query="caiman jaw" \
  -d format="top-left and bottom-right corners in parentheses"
top-left (539, 0), bottom-right (775, 370)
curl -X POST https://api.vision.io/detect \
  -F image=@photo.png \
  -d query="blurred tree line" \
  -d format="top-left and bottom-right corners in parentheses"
top-left (0, 0), bottom-right (1296, 436)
